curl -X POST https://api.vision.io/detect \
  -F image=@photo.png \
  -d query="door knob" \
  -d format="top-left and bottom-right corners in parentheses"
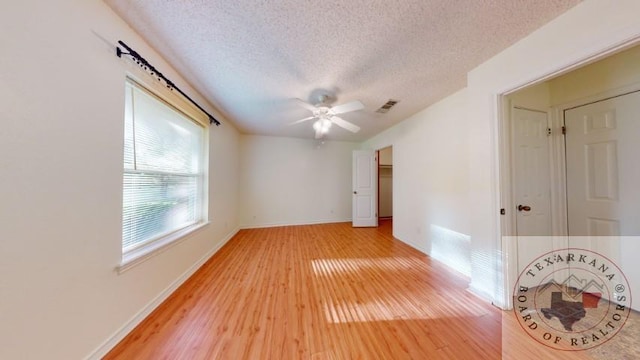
top-left (353, 191), bottom-right (357, 194)
top-left (517, 204), bottom-right (531, 212)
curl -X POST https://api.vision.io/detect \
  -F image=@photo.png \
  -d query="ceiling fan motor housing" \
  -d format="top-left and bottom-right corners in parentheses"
top-left (314, 107), bottom-right (332, 118)
top-left (316, 94), bottom-right (334, 106)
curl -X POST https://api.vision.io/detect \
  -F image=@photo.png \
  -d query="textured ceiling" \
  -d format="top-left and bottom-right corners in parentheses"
top-left (105, 0), bottom-right (581, 141)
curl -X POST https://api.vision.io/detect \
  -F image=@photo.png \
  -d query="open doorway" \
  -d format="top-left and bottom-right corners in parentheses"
top-left (503, 44), bottom-right (640, 310)
top-left (378, 146), bottom-right (393, 222)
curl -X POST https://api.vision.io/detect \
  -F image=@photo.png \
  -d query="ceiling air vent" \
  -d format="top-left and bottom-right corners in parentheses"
top-left (375, 99), bottom-right (399, 113)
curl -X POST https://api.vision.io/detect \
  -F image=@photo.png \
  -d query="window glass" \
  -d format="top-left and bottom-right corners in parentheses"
top-left (122, 80), bottom-right (205, 253)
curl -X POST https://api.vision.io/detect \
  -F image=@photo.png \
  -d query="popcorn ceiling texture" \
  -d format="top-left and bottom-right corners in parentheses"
top-left (105, 0), bottom-right (581, 141)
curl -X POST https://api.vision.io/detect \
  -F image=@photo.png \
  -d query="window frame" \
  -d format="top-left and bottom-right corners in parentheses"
top-left (119, 77), bottom-right (209, 272)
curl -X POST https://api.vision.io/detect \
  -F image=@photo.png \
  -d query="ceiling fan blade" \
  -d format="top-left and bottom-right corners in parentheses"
top-left (331, 100), bottom-right (364, 115)
top-left (331, 116), bottom-right (360, 133)
top-left (295, 98), bottom-right (317, 112)
top-left (290, 116), bottom-right (317, 125)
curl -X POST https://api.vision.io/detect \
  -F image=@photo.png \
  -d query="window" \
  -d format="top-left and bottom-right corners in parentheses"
top-left (121, 79), bottom-right (207, 266)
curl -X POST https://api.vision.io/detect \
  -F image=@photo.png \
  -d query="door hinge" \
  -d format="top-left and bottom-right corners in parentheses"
top-left (547, 128), bottom-right (552, 136)
top-left (562, 126), bottom-right (566, 135)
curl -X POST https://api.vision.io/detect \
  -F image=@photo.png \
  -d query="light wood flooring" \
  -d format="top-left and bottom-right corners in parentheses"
top-left (105, 221), bottom-right (601, 359)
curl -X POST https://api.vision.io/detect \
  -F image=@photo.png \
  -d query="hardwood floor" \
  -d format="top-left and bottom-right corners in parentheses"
top-left (104, 221), bottom-right (594, 359)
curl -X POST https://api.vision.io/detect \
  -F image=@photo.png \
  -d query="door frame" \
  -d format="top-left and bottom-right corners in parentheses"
top-left (497, 38), bottom-right (640, 310)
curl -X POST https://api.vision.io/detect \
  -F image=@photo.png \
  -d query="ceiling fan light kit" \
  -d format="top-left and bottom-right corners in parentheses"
top-left (313, 118), bottom-right (332, 134)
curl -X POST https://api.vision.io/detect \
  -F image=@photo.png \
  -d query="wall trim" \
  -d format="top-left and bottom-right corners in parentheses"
top-left (468, 283), bottom-right (497, 305)
top-left (85, 226), bottom-right (240, 360)
top-left (118, 221), bottom-right (211, 274)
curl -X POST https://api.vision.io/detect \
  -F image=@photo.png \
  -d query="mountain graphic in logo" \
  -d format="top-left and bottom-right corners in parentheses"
top-left (538, 275), bottom-right (605, 300)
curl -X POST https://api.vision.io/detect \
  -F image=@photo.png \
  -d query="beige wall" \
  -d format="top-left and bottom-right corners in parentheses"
top-left (364, 88), bottom-right (472, 276)
top-left (550, 45), bottom-right (640, 105)
top-left (509, 45), bottom-right (640, 108)
top-left (239, 135), bottom-right (359, 227)
top-left (3, 0), bottom-right (640, 358)
top-left (0, 1), bottom-right (240, 359)
top-left (508, 82), bottom-right (551, 110)
top-left (378, 146), bottom-right (393, 166)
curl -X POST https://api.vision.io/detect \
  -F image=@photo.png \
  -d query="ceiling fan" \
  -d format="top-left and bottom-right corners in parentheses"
top-left (291, 94), bottom-right (364, 139)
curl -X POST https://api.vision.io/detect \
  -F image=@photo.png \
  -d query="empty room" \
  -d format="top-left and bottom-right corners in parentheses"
top-left (2, 1), bottom-right (640, 359)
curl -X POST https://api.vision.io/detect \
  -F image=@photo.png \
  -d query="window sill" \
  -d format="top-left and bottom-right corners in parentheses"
top-left (117, 221), bottom-right (210, 274)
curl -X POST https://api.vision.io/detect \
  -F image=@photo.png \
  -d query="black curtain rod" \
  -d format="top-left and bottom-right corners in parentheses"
top-left (116, 40), bottom-right (220, 126)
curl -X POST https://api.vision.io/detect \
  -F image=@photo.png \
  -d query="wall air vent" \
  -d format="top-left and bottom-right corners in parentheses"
top-left (375, 99), bottom-right (399, 113)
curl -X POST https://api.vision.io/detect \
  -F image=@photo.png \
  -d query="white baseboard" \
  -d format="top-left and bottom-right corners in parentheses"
top-left (467, 283), bottom-right (496, 306)
top-left (85, 226), bottom-right (240, 360)
top-left (240, 218), bottom-right (352, 230)
top-left (395, 236), bottom-right (429, 257)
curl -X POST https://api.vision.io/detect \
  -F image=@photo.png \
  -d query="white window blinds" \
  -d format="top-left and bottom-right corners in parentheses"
top-left (122, 79), bottom-right (206, 253)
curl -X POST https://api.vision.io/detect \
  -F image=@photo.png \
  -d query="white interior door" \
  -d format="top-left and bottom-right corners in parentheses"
top-left (565, 91), bottom-right (640, 237)
top-left (512, 107), bottom-right (553, 271)
top-left (565, 90), bottom-right (640, 309)
top-left (352, 150), bottom-right (377, 227)
top-left (513, 108), bottom-right (552, 235)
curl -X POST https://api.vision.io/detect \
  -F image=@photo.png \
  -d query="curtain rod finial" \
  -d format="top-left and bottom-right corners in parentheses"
top-left (209, 116), bottom-right (221, 126)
